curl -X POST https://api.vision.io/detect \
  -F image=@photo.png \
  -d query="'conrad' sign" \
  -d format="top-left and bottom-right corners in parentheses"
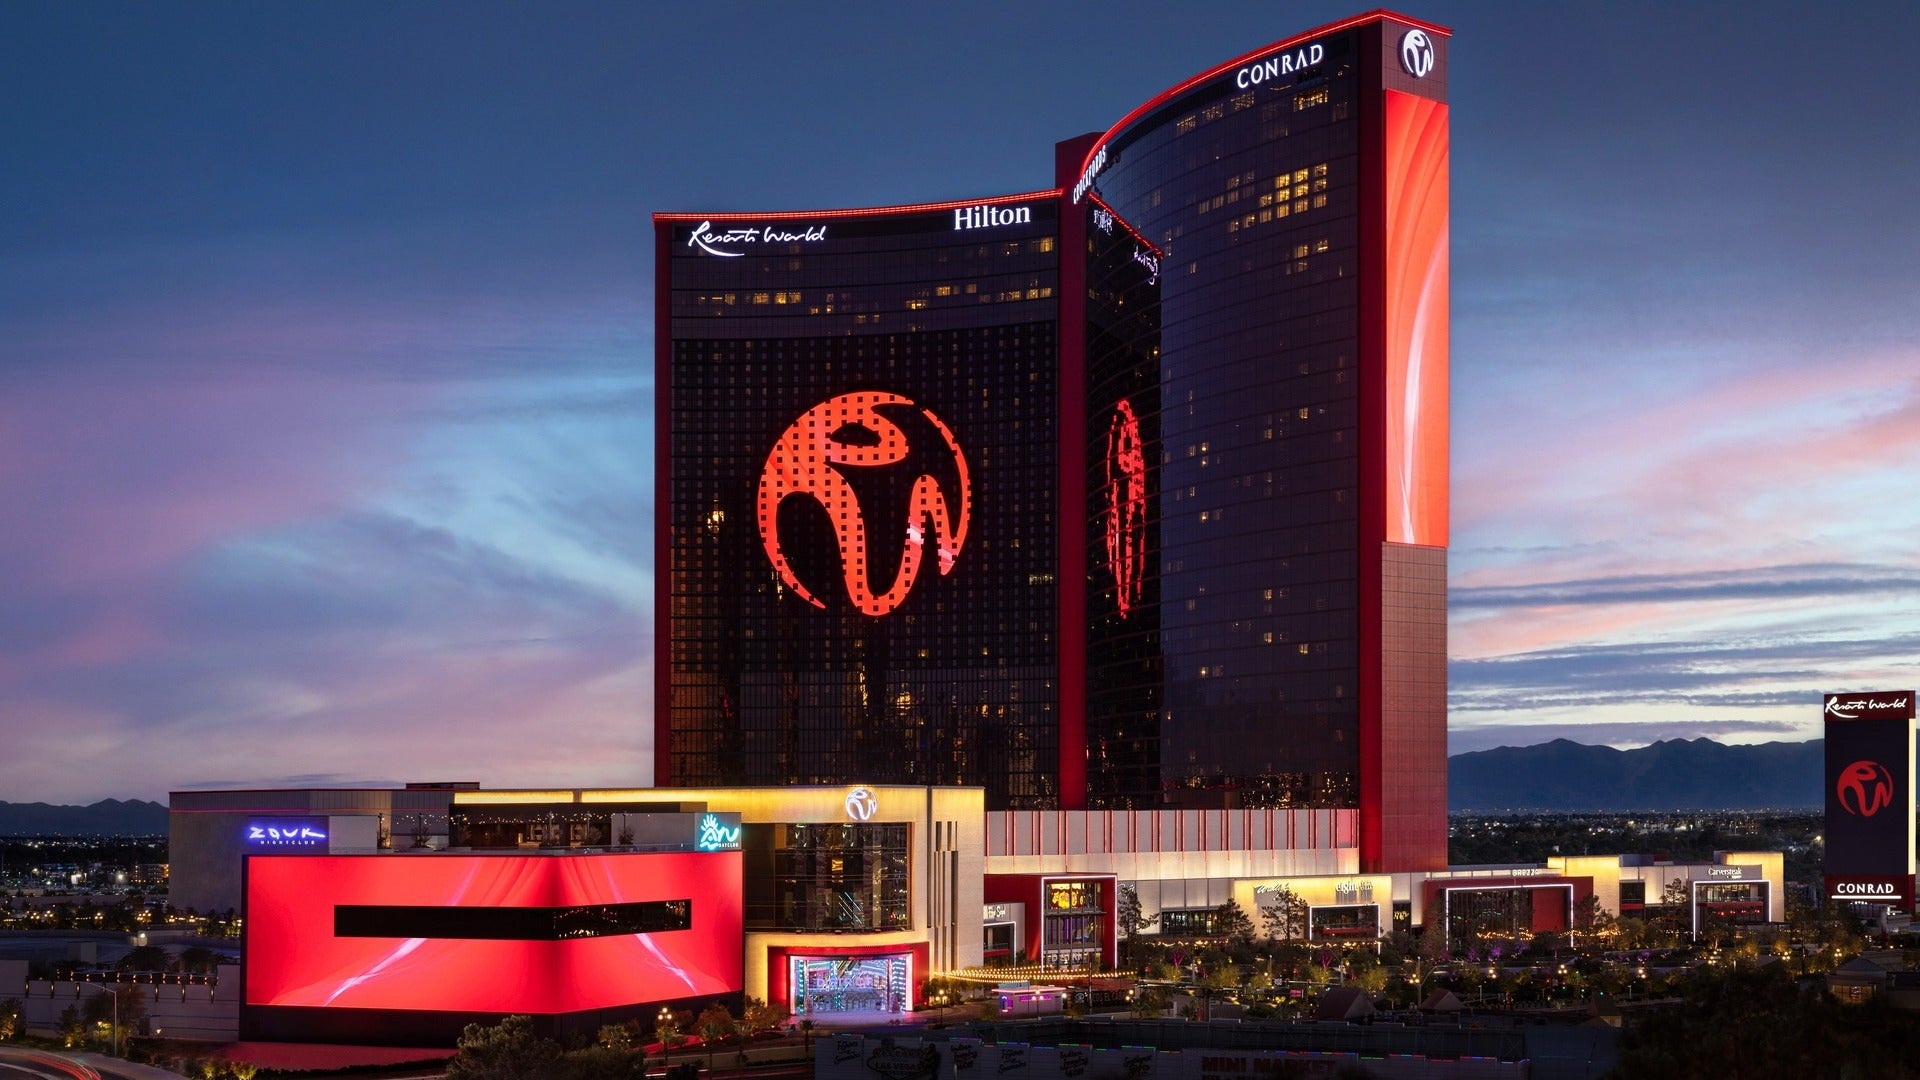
top-left (1235, 43), bottom-right (1325, 88)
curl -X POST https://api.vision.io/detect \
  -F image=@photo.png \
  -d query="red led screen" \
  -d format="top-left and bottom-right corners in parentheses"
top-left (756, 391), bottom-right (972, 617)
top-left (1383, 90), bottom-right (1450, 549)
top-left (1102, 399), bottom-right (1146, 619)
top-left (245, 852), bottom-right (742, 1014)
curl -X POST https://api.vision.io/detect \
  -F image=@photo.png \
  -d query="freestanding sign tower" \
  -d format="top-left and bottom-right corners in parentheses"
top-left (1823, 690), bottom-right (1917, 908)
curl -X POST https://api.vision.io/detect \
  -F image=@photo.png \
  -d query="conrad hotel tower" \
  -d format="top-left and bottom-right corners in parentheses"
top-left (656, 10), bottom-right (1450, 872)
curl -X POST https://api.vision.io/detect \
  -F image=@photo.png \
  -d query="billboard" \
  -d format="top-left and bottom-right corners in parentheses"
top-left (245, 851), bottom-right (743, 1017)
top-left (1823, 691), bottom-right (1916, 904)
top-left (1382, 88), bottom-right (1450, 549)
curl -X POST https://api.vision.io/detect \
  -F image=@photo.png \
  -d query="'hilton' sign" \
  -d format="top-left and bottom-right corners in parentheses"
top-left (953, 204), bottom-right (1033, 231)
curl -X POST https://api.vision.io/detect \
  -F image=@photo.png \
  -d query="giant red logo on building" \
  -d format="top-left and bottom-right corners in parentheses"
top-left (757, 391), bottom-right (971, 617)
top-left (1103, 399), bottom-right (1147, 619)
top-left (1837, 759), bottom-right (1895, 817)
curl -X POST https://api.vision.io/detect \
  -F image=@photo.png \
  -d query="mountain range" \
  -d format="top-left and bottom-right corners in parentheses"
top-left (0, 738), bottom-right (1852, 830)
top-left (0, 798), bottom-right (169, 836)
top-left (1448, 737), bottom-right (1827, 812)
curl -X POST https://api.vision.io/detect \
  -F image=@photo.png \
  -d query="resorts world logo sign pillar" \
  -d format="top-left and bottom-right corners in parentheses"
top-left (1823, 690), bottom-right (1918, 905)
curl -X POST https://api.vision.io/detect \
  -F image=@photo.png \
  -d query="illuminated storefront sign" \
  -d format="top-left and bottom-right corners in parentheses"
top-left (1102, 400), bottom-right (1146, 619)
top-left (845, 787), bottom-right (879, 822)
top-left (1400, 29), bottom-right (1435, 78)
top-left (757, 391), bottom-right (972, 617)
top-left (688, 220), bottom-right (828, 257)
top-left (1333, 880), bottom-right (1375, 902)
top-left (246, 818), bottom-right (328, 850)
top-left (1234, 42), bottom-right (1324, 88)
top-left (953, 204), bottom-right (1032, 231)
top-left (983, 903), bottom-right (1013, 922)
top-left (696, 813), bottom-right (742, 851)
top-left (1047, 880), bottom-right (1101, 910)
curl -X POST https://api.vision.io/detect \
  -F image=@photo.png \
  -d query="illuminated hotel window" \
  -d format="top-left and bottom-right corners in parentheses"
top-left (1176, 115), bottom-right (1197, 135)
top-left (1294, 87), bottom-right (1329, 110)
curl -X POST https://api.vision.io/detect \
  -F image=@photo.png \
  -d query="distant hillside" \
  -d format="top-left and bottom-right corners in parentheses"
top-left (1448, 737), bottom-right (1825, 812)
top-left (0, 798), bottom-right (169, 836)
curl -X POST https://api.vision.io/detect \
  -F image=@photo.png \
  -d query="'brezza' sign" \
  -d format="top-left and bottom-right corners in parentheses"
top-left (1235, 42), bottom-right (1325, 89)
top-left (954, 204), bottom-right (1032, 231)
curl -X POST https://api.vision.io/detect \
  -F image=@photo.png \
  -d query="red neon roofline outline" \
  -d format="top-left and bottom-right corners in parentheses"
top-left (1074, 9), bottom-right (1451, 202)
top-left (655, 188), bottom-right (1063, 224)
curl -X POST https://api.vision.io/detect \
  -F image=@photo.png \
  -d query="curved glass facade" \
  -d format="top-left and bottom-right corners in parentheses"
top-left (1071, 14), bottom-right (1451, 869)
top-left (1083, 30), bottom-right (1366, 809)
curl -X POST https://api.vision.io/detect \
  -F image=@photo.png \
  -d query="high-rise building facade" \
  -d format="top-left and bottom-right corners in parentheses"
top-left (655, 198), bottom-right (1069, 808)
top-left (656, 10), bottom-right (1450, 870)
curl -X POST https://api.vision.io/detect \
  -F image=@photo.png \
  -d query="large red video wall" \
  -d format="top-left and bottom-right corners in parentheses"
top-left (1383, 88), bottom-right (1450, 549)
top-left (245, 851), bottom-right (742, 1015)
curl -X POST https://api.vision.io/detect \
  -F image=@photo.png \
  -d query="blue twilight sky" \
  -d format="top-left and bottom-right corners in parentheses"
top-left (3, 2), bottom-right (1917, 803)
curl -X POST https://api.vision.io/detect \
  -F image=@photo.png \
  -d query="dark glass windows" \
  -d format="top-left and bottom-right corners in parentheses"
top-left (664, 204), bottom-right (1061, 807)
top-left (1082, 30), bottom-right (1365, 810)
top-left (742, 822), bottom-right (911, 932)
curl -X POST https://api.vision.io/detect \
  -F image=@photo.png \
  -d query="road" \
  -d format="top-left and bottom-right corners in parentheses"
top-left (0, 1048), bottom-right (99, 1080)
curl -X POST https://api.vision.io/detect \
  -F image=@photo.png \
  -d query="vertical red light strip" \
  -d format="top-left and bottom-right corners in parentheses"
top-left (1055, 140), bottom-right (1092, 812)
top-left (654, 223), bottom-right (675, 788)
top-left (1356, 21), bottom-right (1388, 875)
top-left (1383, 91), bottom-right (1451, 548)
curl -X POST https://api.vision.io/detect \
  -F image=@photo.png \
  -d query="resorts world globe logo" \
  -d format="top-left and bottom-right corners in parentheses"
top-left (845, 787), bottom-right (879, 822)
top-left (1400, 29), bottom-right (1435, 78)
top-left (1836, 759), bottom-right (1895, 817)
top-left (757, 391), bottom-right (972, 617)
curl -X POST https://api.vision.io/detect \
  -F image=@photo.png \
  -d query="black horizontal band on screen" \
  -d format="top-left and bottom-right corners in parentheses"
top-left (334, 899), bottom-right (692, 940)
